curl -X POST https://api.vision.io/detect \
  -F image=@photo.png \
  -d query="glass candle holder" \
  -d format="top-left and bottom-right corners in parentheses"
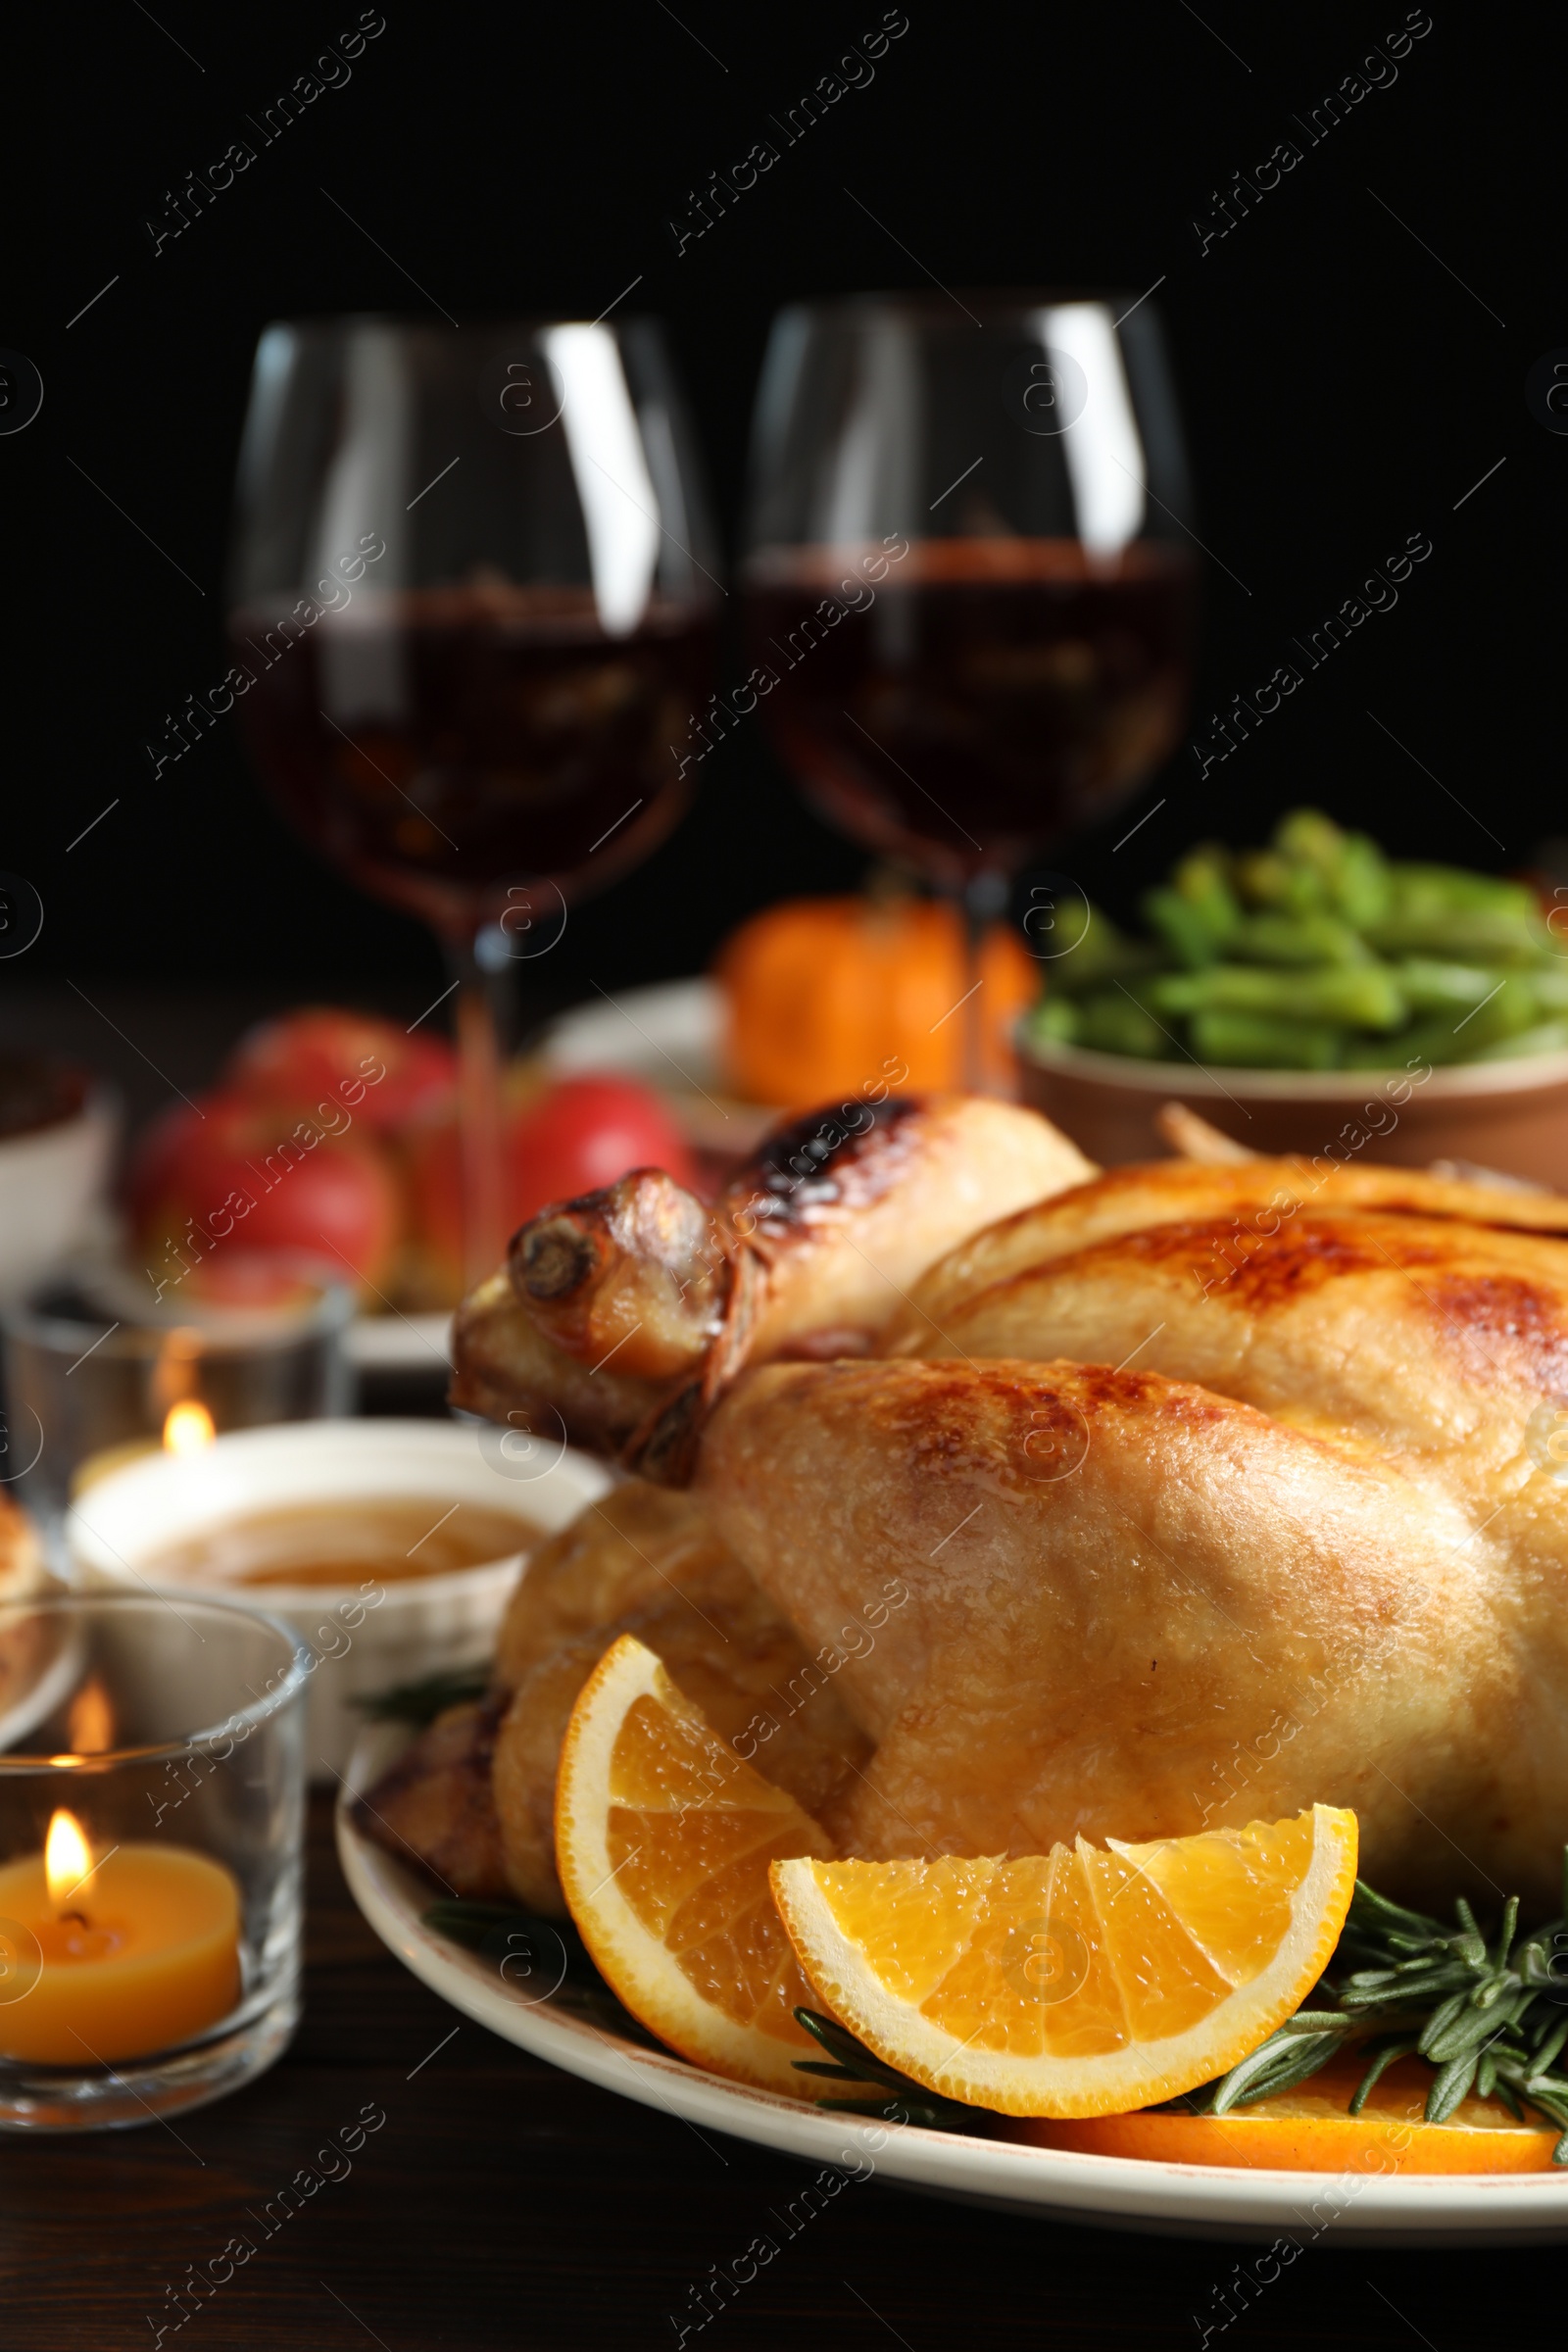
top-left (0, 1263), bottom-right (354, 1538)
top-left (0, 1592), bottom-right (308, 2131)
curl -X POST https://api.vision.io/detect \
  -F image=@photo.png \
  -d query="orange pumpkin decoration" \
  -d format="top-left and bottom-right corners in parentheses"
top-left (715, 894), bottom-right (1037, 1106)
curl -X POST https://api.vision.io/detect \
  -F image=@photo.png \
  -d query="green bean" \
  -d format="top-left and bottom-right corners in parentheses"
top-left (1028, 995), bottom-right (1080, 1046)
top-left (1334, 833), bottom-right (1394, 927)
top-left (1365, 909), bottom-right (1546, 964)
top-left (1173, 847), bottom-right (1244, 945)
top-left (1076, 991), bottom-right (1170, 1059)
top-left (1142, 886), bottom-right (1223, 970)
top-left (1151, 963), bottom-right (1405, 1029)
top-left (1395, 977), bottom-right (1540, 1066)
top-left (1231, 913), bottom-right (1372, 968)
top-left (1233, 849), bottom-right (1296, 909)
top-left (1274, 807), bottom-right (1347, 878)
top-left (1190, 1011), bottom-right (1344, 1069)
top-left (1390, 864), bottom-right (1536, 919)
top-left (1391, 958), bottom-right (1500, 1013)
top-left (1048, 906), bottom-right (1165, 998)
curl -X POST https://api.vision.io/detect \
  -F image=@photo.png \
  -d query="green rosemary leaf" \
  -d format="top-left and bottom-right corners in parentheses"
top-left (1494, 2077), bottom-right (1526, 2123)
top-left (1426, 2047), bottom-right (1482, 2123)
top-left (419, 1896), bottom-right (599, 1985)
top-left (788, 2011), bottom-right (975, 2129)
top-left (793, 2006), bottom-right (911, 2087)
top-left (1531, 2014), bottom-right (1568, 2076)
top-left (1492, 1895), bottom-right (1520, 1971)
top-left (1344, 1881), bottom-right (1448, 1947)
top-left (1206, 2026), bottom-right (1348, 2115)
top-left (421, 1896), bottom-right (536, 1950)
top-left (1348, 2036), bottom-right (1421, 2114)
top-left (1418, 1988), bottom-right (1477, 2057)
top-left (357, 1668), bottom-right (490, 1724)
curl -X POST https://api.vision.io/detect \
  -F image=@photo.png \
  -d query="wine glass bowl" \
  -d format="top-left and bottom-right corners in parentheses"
top-left (742, 292), bottom-right (1198, 896)
top-left (226, 316), bottom-right (718, 1278)
top-left (227, 317), bottom-right (718, 942)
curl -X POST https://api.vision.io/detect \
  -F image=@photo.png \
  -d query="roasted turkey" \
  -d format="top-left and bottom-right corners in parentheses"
top-left (370, 1096), bottom-right (1568, 1916)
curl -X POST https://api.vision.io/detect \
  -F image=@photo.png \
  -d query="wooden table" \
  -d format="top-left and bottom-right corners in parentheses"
top-left (0, 1791), bottom-right (1550, 2348)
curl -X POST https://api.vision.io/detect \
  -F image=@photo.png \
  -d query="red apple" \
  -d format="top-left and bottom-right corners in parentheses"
top-left (223, 1006), bottom-right (456, 1135)
top-left (127, 1090), bottom-right (403, 1300)
top-left (402, 1074), bottom-right (697, 1307)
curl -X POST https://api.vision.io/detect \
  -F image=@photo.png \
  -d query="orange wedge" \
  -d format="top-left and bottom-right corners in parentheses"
top-left (1020, 2055), bottom-right (1562, 2171)
top-left (554, 1633), bottom-right (833, 2095)
top-left (770, 1806), bottom-right (1357, 2119)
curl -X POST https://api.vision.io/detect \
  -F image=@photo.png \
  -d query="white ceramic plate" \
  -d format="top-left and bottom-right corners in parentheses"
top-left (337, 1726), bottom-right (1568, 2245)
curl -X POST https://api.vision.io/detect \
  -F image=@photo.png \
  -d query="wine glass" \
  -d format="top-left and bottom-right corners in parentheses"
top-left (227, 316), bottom-right (718, 1283)
top-left (742, 291), bottom-right (1198, 1088)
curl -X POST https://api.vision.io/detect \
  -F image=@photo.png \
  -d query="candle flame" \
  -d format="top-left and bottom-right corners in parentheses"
top-left (163, 1399), bottom-right (216, 1453)
top-left (44, 1809), bottom-right (92, 1912)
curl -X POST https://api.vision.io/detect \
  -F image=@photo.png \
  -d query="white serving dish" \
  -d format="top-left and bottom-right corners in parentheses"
top-left (0, 1086), bottom-right (118, 1298)
top-left (66, 1420), bottom-right (612, 1777)
top-left (338, 1723), bottom-right (1568, 2247)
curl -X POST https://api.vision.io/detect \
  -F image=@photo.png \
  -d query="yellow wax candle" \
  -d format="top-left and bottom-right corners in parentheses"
top-left (0, 1817), bottom-right (241, 2064)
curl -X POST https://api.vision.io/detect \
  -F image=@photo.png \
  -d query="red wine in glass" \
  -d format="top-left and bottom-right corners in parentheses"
top-left (227, 583), bottom-right (714, 939)
top-left (227, 318), bottom-right (718, 1281)
top-left (743, 294), bottom-right (1200, 1085)
top-left (747, 538), bottom-right (1195, 887)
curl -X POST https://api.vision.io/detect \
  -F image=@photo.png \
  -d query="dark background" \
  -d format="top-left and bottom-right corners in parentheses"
top-left (3, 1), bottom-right (1558, 1027)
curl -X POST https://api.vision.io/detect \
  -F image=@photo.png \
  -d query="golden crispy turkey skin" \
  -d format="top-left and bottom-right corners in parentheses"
top-left (883, 1153), bottom-right (1568, 1350)
top-left (696, 1355), bottom-right (1537, 1912)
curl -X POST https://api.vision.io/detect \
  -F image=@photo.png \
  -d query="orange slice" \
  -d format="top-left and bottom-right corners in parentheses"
top-left (1021, 2055), bottom-right (1562, 2171)
top-left (554, 1633), bottom-right (833, 2095)
top-left (770, 1806), bottom-right (1357, 2118)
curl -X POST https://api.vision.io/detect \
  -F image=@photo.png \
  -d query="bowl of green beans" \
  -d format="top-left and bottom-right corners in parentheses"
top-left (1016, 810), bottom-right (1568, 1180)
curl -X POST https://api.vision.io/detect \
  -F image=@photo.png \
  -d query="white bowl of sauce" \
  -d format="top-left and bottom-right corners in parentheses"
top-left (65, 1419), bottom-right (612, 1775)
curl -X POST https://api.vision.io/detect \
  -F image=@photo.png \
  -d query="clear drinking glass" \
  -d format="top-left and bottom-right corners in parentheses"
top-left (226, 317), bottom-right (719, 1281)
top-left (742, 291), bottom-right (1199, 1086)
top-left (0, 1592), bottom-right (308, 2131)
top-left (0, 1267), bottom-right (354, 1535)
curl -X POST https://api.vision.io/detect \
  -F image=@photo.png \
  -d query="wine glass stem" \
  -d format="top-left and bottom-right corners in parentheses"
top-left (447, 935), bottom-right (508, 1291)
top-left (960, 872), bottom-right (1009, 1096)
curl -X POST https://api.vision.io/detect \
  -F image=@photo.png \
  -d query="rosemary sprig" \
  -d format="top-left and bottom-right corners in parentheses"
top-left (1190, 1852), bottom-right (1568, 2161)
top-left (418, 1895), bottom-right (662, 2043)
top-left (357, 1668), bottom-right (490, 1725)
top-left (791, 2007), bottom-right (977, 2132)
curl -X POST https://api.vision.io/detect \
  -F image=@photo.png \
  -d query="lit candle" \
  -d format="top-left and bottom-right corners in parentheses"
top-left (72, 1397), bottom-right (218, 1497)
top-left (0, 1808), bottom-right (241, 2064)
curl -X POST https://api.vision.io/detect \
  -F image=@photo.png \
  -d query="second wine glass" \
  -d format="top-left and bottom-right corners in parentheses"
top-left (742, 291), bottom-right (1198, 1087)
